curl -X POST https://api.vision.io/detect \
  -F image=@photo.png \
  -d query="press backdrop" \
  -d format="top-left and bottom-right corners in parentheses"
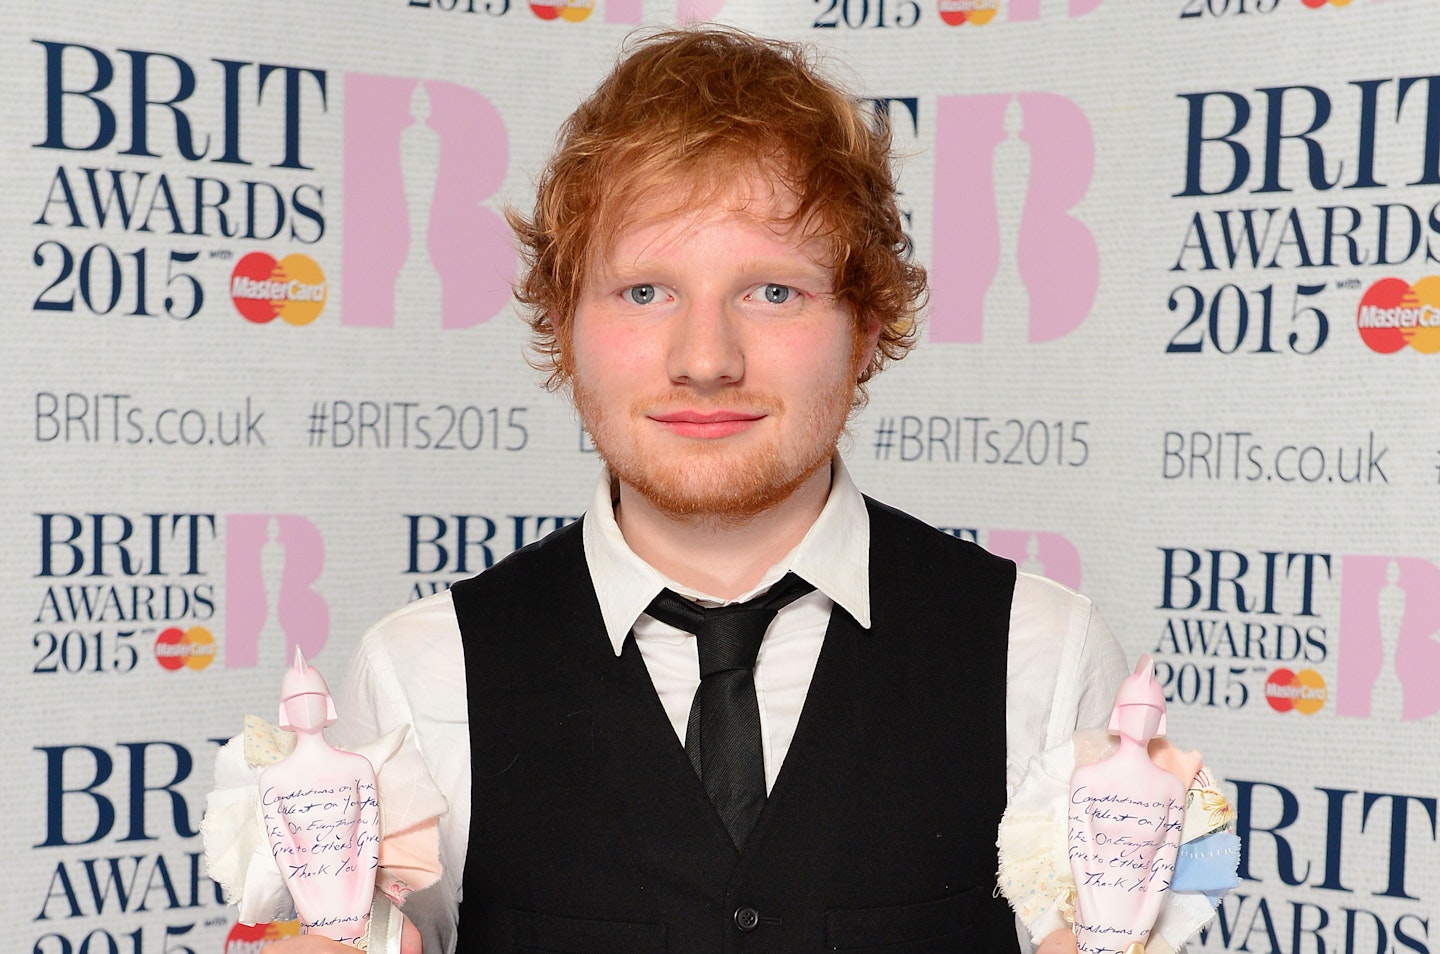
top-left (3, 1), bottom-right (1436, 952)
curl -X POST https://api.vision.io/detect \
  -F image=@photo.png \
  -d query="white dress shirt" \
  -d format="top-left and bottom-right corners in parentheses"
top-left (333, 460), bottom-right (1128, 954)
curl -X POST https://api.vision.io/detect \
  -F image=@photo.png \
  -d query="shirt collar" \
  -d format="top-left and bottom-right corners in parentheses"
top-left (582, 458), bottom-right (873, 656)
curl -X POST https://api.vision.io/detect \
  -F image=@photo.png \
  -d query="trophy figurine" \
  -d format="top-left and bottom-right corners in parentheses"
top-left (259, 650), bottom-right (382, 946)
top-left (1067, 655), bottom-right (1186, 954)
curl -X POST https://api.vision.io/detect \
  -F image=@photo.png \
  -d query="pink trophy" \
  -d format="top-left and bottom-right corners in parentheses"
top-left (259, 650), bottom-right (382, 947)
top-left (1067, 655), bottom-right (1186, 954)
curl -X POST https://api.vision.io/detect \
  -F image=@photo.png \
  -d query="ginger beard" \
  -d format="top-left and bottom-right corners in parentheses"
top-left (571, 337), bottom-right (866, 522)
top-left (565, 176), bottom-right (876, 522)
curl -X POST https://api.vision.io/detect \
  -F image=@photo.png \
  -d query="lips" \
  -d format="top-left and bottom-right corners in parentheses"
top-left (648, 409), bottom-right (765, 439)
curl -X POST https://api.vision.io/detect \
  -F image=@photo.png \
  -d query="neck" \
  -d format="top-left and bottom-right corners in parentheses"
top-left (615, 462), bottom-right (832, 600)
top-left (289, 727), bottom-right (330, 754)
top-left (1114, 733), bottom-right (1151, 757)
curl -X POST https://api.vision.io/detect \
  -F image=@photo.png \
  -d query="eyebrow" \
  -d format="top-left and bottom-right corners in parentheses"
top-left (596, 253), bottom-right (831, 278)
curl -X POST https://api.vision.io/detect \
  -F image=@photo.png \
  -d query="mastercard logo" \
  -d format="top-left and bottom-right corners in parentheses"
top-left (231, 252), bottom-right (327, 326)
top-left (154, 625), bottom-right (216, 671)
top-left (1265, 668), bottom-right (1326, 715)
top-left (938, 0), bottom-right (999, 26)
top-left (1355, 276), bottom-right (1440, 354)
top-left (1300, 0), bottom-right (1352, 7)
top-left (530, 0), bottom-right (593, 21)
top-left (224, 920), bottom-right (300, 954)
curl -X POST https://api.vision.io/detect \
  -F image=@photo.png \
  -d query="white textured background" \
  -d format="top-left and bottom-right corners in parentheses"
top-left (3, 2), bottom-right (1435, 952)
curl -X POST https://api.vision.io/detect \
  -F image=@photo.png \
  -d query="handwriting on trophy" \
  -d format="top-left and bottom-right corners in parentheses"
top-left (259, 649), bottom-right (381, 947)
top-left (1068, 655), bottom-right (1185, 954)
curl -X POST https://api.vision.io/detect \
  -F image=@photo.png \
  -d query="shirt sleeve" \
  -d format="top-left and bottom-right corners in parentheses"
top-left (1061, 593), bottom-right (1129, 740)
top-left (331, 591), bottom-right (471, 954)
top-left (1006, 572), bottom-right (1128, 796)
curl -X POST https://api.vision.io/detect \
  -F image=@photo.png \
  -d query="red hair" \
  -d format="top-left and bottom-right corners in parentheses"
top-left (509, 26), bottom-right (926, 396)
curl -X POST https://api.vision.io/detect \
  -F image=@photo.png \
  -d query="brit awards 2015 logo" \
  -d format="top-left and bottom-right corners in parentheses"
top-left (30, 41), bottom-right (327, 324)
top-left (929, 92), bottom-right (1097, 343)
top-left (32, 513), bottom-right (217, 676)
top-left (1168, 74), bottom-right (1440, 355)
top-left (223, 514), bottom-right (328, 669)
top-left (1152, 546), bottom-right (1332, 713)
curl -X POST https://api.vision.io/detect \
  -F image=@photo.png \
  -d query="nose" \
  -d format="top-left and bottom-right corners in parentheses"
top-left (666, 296), bottom-right (743, 390)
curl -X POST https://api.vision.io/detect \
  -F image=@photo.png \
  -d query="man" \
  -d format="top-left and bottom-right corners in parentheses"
top-left (301, 26), bottom-right (1126, 953)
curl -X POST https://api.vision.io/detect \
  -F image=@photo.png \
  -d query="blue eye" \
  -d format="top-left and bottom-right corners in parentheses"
top-left (761, 284), bottom-right (792, 304)
top-left (626, 284), bottom-right (657, 305)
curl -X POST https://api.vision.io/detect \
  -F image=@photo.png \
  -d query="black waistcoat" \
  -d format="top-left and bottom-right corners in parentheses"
top-left (452, 498), bottom-right (1020, 953)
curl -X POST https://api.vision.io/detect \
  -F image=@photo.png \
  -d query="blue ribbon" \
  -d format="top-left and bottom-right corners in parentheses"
top-left (1171, 831), bottom-right (1240, 906)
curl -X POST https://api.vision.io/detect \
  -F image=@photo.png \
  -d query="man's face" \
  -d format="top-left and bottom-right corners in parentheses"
top-left (570, 178), bottom-right (876, 519)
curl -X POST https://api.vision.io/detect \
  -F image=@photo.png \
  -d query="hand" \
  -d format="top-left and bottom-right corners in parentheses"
top-left (260, 938), bottom-right (360, 954)
top-left (1037, 927), bottom-right (1078, 954)
top-left (258, 912), bottom-right (423, 954)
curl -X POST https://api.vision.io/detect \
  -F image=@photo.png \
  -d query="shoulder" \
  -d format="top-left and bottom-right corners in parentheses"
top-left (451, 517), bottom-right (586, 603)
top-left (356, 588), bottom-right (465, 686)
top-left (1007, 571), bottom-right (1128, 762)
top-left (1010, 571), bottom-right (1099, 639)
top-left (339, 589), bottom-right (467, 741)
top-left (1009, 569), bottom-right (1122, 684)
top-left (360, 588), bottom-right (463, 660)
top-left (864, 495), bottom-right (1014, 575)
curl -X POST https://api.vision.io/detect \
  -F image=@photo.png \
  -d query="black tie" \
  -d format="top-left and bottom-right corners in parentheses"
top-left (644, 572), bottom-right (816, 849)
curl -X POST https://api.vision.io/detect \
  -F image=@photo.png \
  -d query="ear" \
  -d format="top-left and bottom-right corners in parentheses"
top-left (548, 310), bottom-right (577, 383)
top-left (855, 313), bottom-right (882, 378)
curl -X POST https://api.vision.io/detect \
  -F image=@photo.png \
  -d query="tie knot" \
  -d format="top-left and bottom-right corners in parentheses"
top-left (644, 573), bottom-right (816, 677)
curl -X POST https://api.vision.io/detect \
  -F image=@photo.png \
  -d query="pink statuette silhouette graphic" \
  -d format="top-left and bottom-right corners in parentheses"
top-left (259, 650), bottom-right (382, 946)
top-left (1067, 655), bottom-right (1185, 954)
